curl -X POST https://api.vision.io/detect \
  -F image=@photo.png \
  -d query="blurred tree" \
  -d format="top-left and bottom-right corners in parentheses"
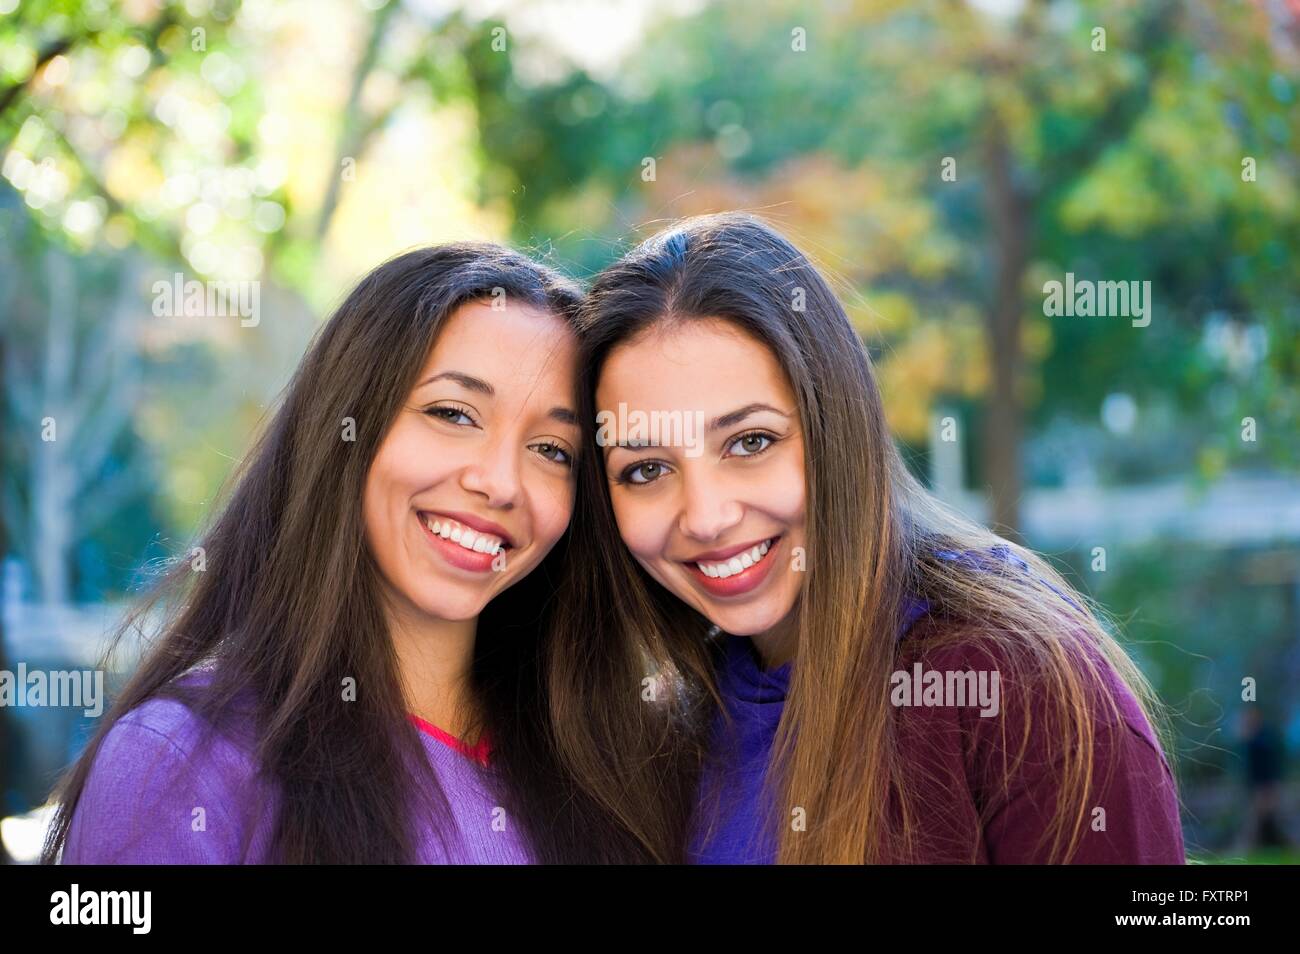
top-left (0, 0), bottom-right (465, 586)
top-left (0, 193), bottom-right (156, 603)
top-left (0, 194), bottom-right (12, 863)
top-left (462, 0), bottom-right (1298, 534)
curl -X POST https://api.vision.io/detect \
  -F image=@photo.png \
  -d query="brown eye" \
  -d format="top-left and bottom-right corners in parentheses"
top-left (532, 441), bottom-right (573, 467)
top-left (423, 404), bottom-right (477, 426)
top-left (623, 461), bottom-right (668, 485)
top-left (728, 431), bottom-right (775, 457)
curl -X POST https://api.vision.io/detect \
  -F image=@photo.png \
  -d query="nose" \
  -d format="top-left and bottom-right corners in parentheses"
top-left (459, 434), bottom-right (522, 510)
top-left (677, 465), bottom-right (743, 543)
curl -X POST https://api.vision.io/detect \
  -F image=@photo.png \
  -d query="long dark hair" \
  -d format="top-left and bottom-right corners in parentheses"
top-left (552, 212), bottom-right (1176, 863)
top-left (43, 243), bottom-right (657, 864)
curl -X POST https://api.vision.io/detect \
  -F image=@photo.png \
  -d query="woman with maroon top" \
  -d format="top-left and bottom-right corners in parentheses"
top-left (547, 212), bottom-right (1186, 864)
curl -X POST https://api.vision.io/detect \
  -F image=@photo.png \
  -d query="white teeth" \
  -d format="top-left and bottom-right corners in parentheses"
top-left (696, 538), bottom-right (775, 579)
top-left (423, 515), bottom-right (504, 555)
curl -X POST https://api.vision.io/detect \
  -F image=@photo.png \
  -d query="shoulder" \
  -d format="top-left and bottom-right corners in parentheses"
top-left (899, 616), bottom-right (1162, 747)
top-left (105, 670), bottom-right (262, 787)
top-left (895, 617), bottom-right (1184, 863)
top-left (62, 685), bottom-right (263, 864)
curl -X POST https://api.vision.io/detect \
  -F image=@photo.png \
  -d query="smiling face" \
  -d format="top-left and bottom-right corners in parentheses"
top-left (362, 298), bottom-right (580, 624)
top-left (597, 317), bottom-right (807, 640)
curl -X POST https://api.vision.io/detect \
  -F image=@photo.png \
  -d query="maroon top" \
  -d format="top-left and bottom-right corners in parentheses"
top-left (689, 606), bottom-right (1186, 864)
top-left (888, 621), bottom-right (1186, 862)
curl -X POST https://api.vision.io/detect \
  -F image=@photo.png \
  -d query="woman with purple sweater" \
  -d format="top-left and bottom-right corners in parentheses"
top-left (548, 213), bottom-right (1186, 864)
top-left (44, 244), bottom-right (679, 864)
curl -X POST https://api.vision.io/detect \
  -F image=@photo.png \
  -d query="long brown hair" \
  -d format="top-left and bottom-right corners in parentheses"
top-left (42, 243), bottom-right (661, 864)
top-left (552, 212), bottom-right (1179, 864)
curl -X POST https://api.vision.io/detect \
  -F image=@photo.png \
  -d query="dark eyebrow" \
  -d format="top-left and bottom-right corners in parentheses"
top-left (708, 403), bottom-right (791, 432)
top-left (419, 371), bottom-right (577, 427)
top-left (601, 403), bottom-right (793, 453)
top-left (418, 371), bottom-right (494, 396)
top-left (549, 407), bottom-right (579, 427)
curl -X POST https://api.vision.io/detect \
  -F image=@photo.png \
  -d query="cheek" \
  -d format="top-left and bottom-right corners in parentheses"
top-left (361, 451), bottom-right (407, 568)
top-left (779, 478), bottom-right (807, 529)
top-left (362, 419), bottom-right (456, 548)
top-left (525, 474), bottom-right (576, 550)
top-left (365, 431), bottom-right (422, 516)
top-left (765, 447), bottom-right (807, 528)
top-left (362, 449), bottom-right (394, 531)
top-left (609, 490), bottom-right (672, 560)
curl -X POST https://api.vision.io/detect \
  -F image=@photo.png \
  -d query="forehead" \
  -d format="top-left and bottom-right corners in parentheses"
top-left (423, 298), bottom-right (577, 386)
top-left (598, 317), bottom-right (791, 410)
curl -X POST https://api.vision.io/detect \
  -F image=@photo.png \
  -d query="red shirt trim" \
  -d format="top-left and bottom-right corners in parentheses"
top-left (407, 713), bottom-right (492, 767)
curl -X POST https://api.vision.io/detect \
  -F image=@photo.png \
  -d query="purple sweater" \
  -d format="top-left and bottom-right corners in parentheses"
top-left (688, 559), bottom-right (1186, 864)
top-left (61, 685), bottom-right (531, 864)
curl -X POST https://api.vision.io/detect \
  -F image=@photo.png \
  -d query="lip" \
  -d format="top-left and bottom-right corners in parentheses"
top-left (419, 510), bottom-right (517, 550)
top-left (682, 536), bottom-right (776, 564)
top-left (682, 535), bottom-right (782, 599)
top-left (417, 512), bottom-right (510, 575)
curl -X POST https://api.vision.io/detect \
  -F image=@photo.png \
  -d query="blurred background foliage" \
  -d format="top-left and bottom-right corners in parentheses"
top-left (1, 0), bottom-right (1298, 861)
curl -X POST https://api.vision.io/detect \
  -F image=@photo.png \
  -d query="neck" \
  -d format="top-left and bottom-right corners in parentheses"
top-left (385, 592), bottom-right (481, 744)
top-left (748, 605), bottom-right (800, 672)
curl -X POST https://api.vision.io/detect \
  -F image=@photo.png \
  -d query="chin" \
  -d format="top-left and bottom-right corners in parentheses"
top-left (702, 600), bottom-right (791, 638)
top-left (413, 586), bottom-right (491, 623)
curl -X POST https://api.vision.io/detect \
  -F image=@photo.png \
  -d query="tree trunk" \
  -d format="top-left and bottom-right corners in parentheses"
top-left (31, 252), bottom-right (75, 604)
top-left (0, 293), bottom-right (12, 864)
top-left (982, 115), bottom-right (1030, 541)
